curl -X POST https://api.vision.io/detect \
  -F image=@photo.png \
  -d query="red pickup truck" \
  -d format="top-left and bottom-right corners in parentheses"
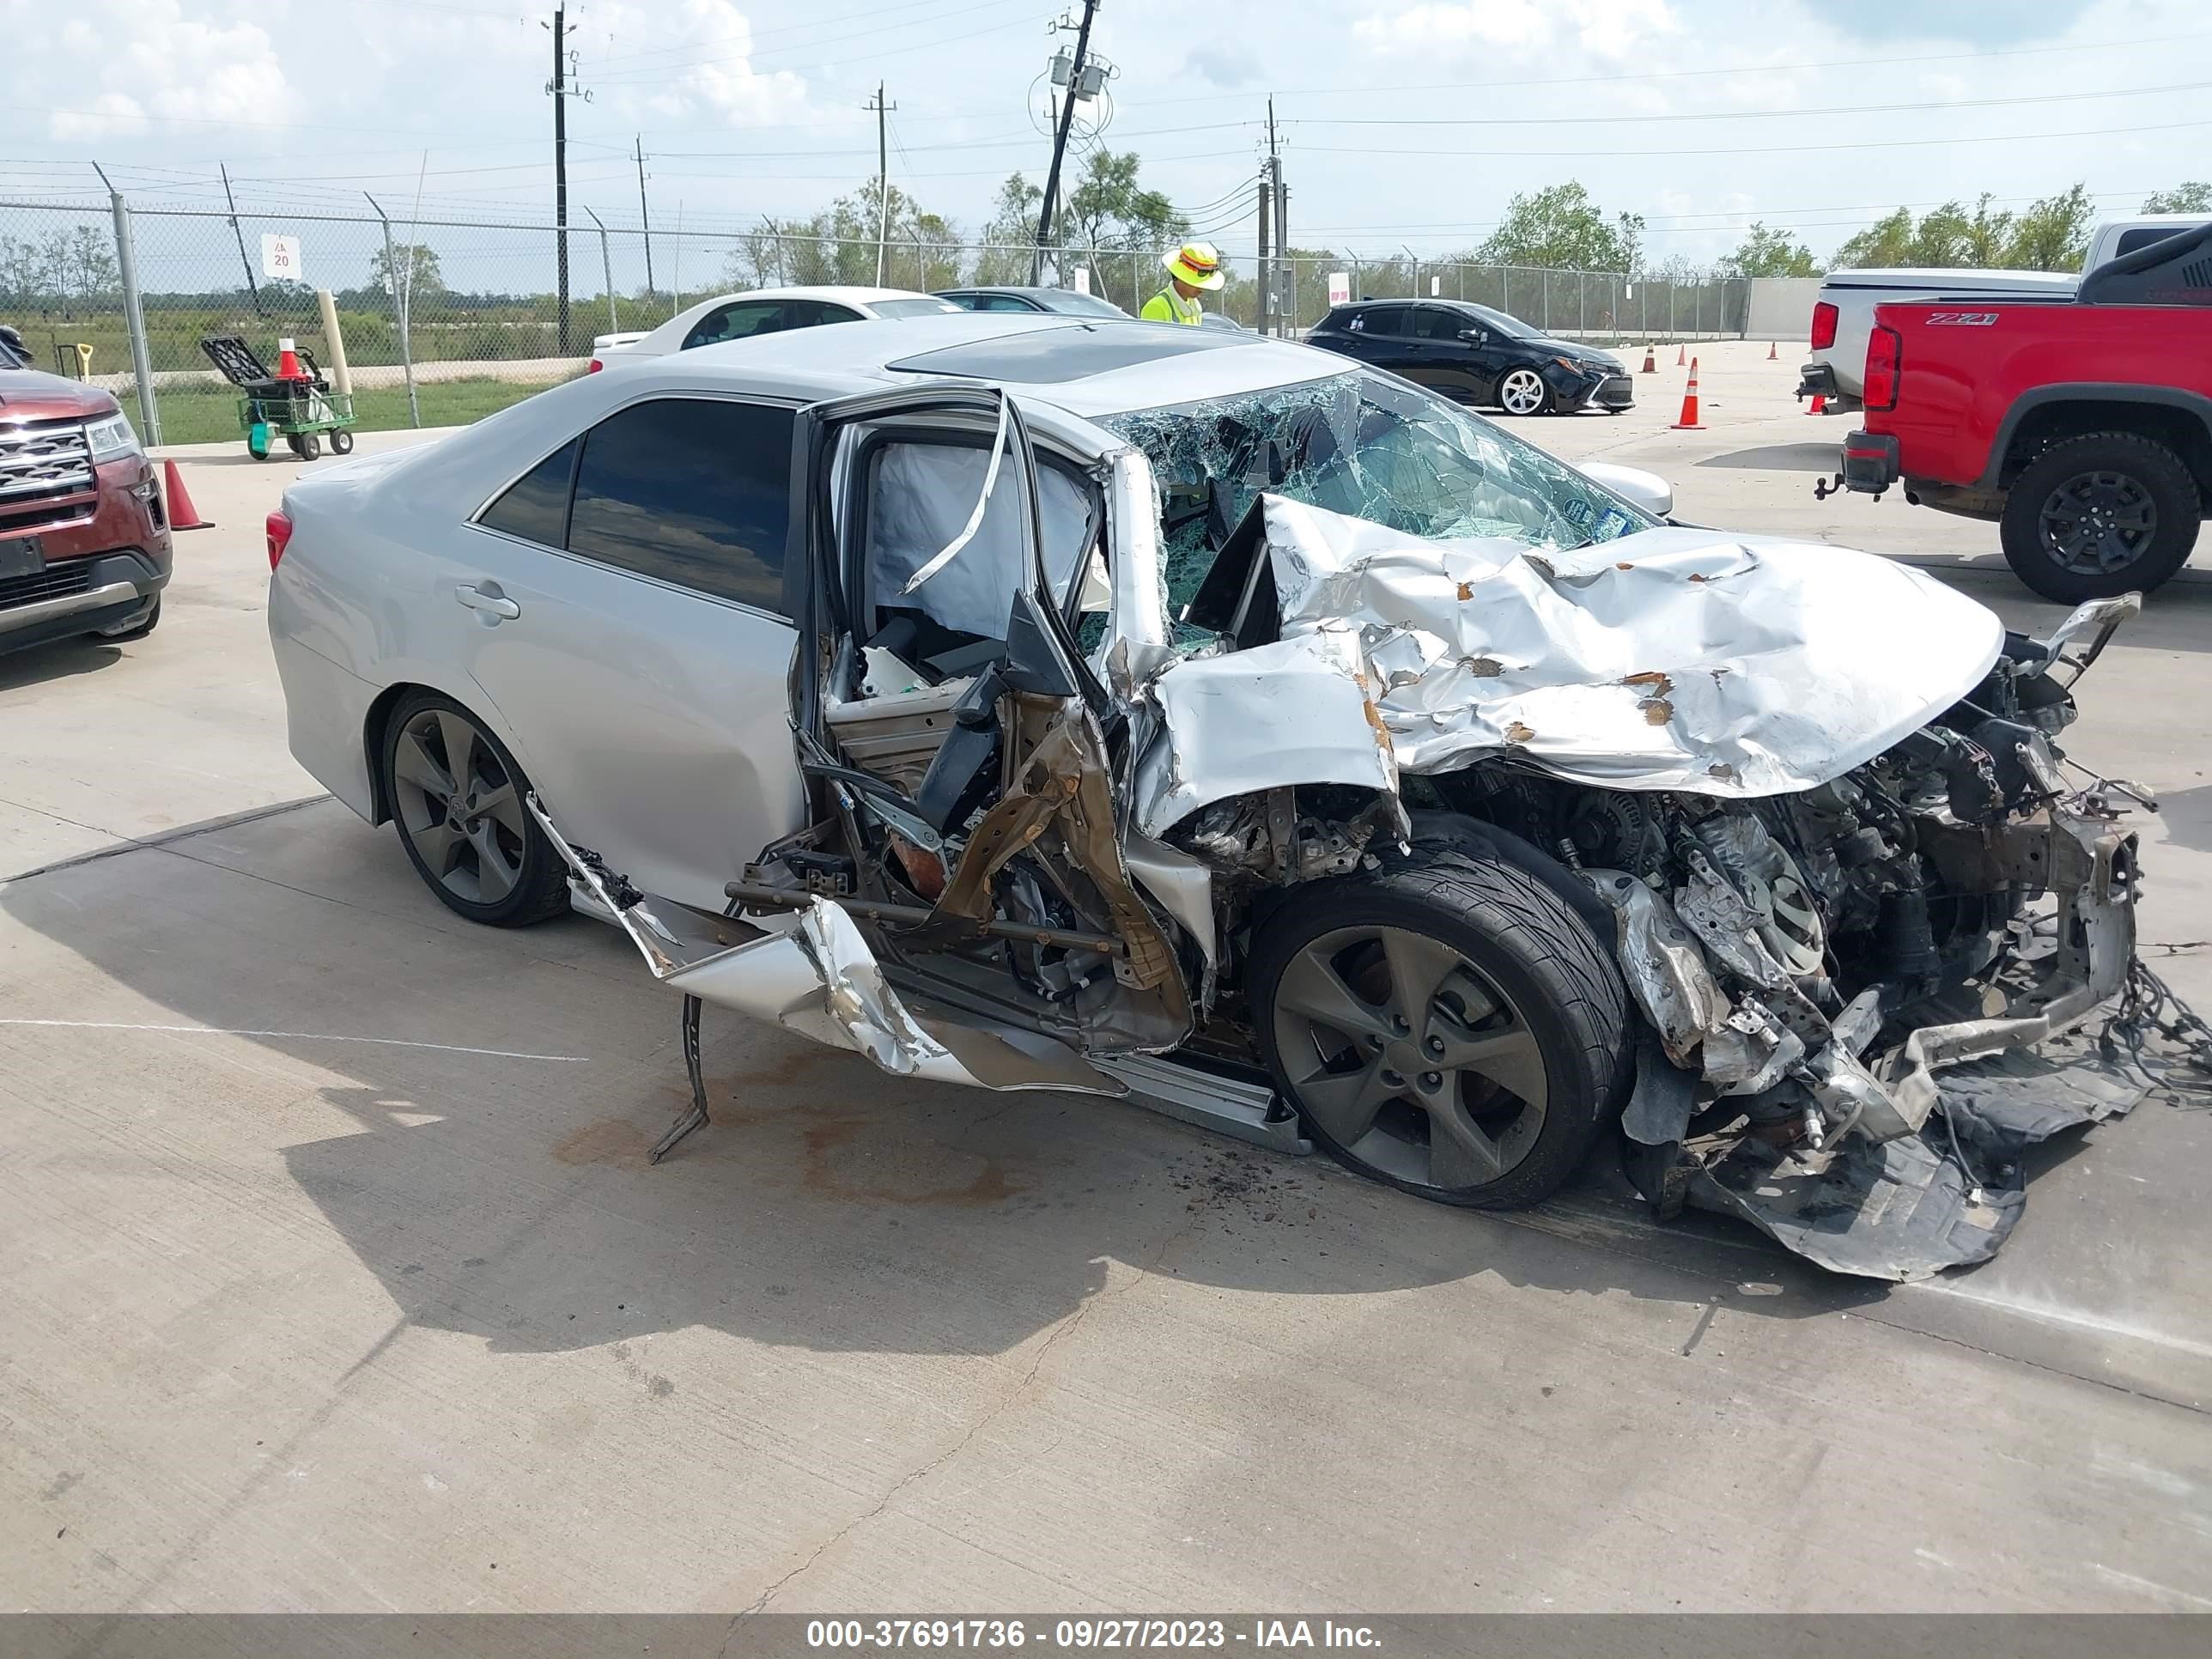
top-left (1840, 222), bottom-right (2212, 600)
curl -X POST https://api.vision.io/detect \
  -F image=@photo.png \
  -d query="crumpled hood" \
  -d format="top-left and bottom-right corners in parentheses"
top-left (1133, 497), bottom-right (2006, 832)
top-left (1269, 498), bottom-right (2005, 794)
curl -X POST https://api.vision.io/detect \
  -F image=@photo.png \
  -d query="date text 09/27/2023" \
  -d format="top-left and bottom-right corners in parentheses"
top-left (804, 1619), bottom-right (1384, 1650)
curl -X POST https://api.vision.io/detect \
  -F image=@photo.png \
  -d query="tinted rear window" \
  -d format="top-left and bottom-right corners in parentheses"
top-left (478, 438), bottom-right (577, 546)
top-left (566, 398), bottom-right (794, 611)
top-left (2114, 227), bottom-right (2184, 258)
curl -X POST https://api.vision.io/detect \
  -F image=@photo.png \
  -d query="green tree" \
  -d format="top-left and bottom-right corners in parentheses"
top-left (368, 243), bottom-right (443, 297)
top-left (2142, 182), bottom-right (2212, 213)
top-left (1832, 208), bottom-right (1917, 268)
top-left (973, 172), bottom-right (1044, 283)
top-left (1472, 181), bottom-right (1644, 271)
top-left (2003, 183), bottom-right (2094, 271)
top-left (1719, 222), bottom-right (1818, 278)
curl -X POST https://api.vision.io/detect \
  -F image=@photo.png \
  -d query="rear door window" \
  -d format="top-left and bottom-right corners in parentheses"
top-left (565, 398), bottom-right (795, 613)
top-left (478, 438), bottom-right (579, 546)
top-left (1361, 307), bottom-right (1409, 337)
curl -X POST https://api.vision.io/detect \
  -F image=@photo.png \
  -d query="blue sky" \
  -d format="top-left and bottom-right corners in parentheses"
top-left (6, 0), bottom-right (2204, 271)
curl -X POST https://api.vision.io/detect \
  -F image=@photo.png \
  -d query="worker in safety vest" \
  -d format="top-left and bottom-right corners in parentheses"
top-left (1140, 241), bottom-right (1224, 325)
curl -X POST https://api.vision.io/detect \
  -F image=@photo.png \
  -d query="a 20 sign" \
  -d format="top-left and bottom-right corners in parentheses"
top-left (260, 234), bottom-right (303, 282)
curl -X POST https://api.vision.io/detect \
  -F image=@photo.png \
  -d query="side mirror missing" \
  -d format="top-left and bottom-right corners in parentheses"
top-left (1579, 461), bottom-right (1674, 520)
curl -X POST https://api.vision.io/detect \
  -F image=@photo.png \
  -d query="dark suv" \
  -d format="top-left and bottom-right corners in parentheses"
top-left (0, 325), bottom-right (171, 656)
top-left (1307, 300), bottom-right (1632, 416)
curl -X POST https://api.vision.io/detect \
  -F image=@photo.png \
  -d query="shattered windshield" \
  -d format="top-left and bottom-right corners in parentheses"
top-left (1097, 368), bottom-right (1655, 617)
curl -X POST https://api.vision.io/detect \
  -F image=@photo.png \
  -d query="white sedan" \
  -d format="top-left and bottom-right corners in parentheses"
top-left (589, 285), bottom-right (961, 370)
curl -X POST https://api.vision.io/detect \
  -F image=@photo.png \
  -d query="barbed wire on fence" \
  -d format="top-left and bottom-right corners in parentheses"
top-left (0, 193), bottom-right (1749, 442)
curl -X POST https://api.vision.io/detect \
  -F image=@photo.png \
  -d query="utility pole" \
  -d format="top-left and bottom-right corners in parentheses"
top-left (545, 7), bottom-right (581, 354)
top-left (1264, 99), bottom-right (1283, 335)
top-left (865, 82), bottom-right (896, 286)
top-left (1255, 170), bottom-right (1270, 333)
top-left (1033, 0), bottom-right (1101, 286)
top-left (635, 133), bottom-right (654, 299)
top-left (219, 162), bottom-right (263, 316)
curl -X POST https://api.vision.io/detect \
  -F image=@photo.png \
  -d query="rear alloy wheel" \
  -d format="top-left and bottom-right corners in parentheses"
top-left (1999, 431), bottom-right (2200, 602)
top-left (1249, 857), bottom-right (1628, 1209)
top-left (381, 691), bottom-right (569, 927)
top-left (1495, 367), bottom-right (1552, 416)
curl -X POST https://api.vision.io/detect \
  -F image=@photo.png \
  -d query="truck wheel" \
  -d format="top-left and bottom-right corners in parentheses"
top-left (2000, 432), bottom-right (2201, 601)
top-left (1247, 854), bottom-right (1629, 1211)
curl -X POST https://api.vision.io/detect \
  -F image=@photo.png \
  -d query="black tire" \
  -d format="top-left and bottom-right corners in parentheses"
top-left (1248, 854), bottom-right (1630, 1211)
top-left (298, 432), bottom-right (321, 461)
top-left (1999, 431), bottom-right (2201, 602)
top-left (90, 593), bottom-right (160, 642)
top-left (330, 428), bottom-right (355, 455)
top-left (1493, 366), bottom-right (1553, 417)
top-left (380, 690), bottom-right (570, 927)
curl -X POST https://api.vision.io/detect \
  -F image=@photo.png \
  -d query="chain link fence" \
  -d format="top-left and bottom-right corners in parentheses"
top-left (0, 195), bottom-right (1746, 446)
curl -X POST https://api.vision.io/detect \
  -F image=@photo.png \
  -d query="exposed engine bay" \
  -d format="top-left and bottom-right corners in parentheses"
top-left (529, 378), bottom-right (2202, 1282)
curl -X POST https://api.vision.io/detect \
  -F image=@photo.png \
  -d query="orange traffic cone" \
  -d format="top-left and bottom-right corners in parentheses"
top-left (161, 458), bottom-right (210, 531)
top-left (1767, 339), bottom-right (1778, 361)
top-left (275, 336), bottom-right (304, 380)
top-left (1808, 392), bottom-right (1828, 416)
top-left (1675, 343), bottom-right (1687, 368)
top-left (1640, 343), bottom-right (1656, 374)
top-left (1672, 359), bottom-right (1705, 430)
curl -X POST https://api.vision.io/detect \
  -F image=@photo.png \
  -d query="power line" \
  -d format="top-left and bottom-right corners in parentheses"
top-left (1291, 114), bottom-right (2212, 161)
top-left (1278, 76), bottom-right (2212, 128)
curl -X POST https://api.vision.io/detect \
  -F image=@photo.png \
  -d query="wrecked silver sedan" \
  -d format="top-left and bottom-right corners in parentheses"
top-left (272, 316), bottom-right (2169, 1279)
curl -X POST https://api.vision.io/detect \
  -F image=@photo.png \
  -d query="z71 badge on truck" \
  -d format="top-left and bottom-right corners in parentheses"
top-left (1840, 220), bottom-right (2212, 600)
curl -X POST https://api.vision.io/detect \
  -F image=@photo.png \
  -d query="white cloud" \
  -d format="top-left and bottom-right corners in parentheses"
top-left (29, 0), bottom-right (294, 141)
top-left (587, 0), bottom-right (811, 125)
top-left (1354, 0), bottom-right (1677, 61)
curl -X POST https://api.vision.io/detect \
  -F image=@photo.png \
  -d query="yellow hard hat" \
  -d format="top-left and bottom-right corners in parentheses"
top-left (1163, 241), bottom-right (1225, 290)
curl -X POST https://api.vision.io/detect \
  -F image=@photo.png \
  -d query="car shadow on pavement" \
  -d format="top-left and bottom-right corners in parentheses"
top-left (0, 636), bottom-right (122, 691)
top-left (1, 803), bottom-right (1889, 1373)
top-left (1694, 442), bottom-right (1845, 472)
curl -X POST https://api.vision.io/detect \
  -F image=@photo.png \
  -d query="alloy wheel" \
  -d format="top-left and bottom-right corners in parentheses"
top-left (2038, 470), bottom-right (2157, 576)
top-left (1269, 924), bottom-right (1551, 1191)
top-left (390, 707), bottom-right (529, 905)
top-left (1498, 368), bottom-right (1547, 416)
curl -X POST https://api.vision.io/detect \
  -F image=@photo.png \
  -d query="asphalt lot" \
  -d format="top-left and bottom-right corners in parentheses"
top-left (5, 339), bottom-right (2212, 1615)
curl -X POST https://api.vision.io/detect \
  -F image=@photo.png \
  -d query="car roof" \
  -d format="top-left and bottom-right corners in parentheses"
top-left (940, 286), bottom-right (1080, 300)
top-left (662, 313), bottom-right (1343, 419)
top-left (687, 285), bottom-right (943, 305)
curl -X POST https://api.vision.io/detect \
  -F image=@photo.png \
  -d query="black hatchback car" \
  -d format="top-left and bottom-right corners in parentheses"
top-left (933, 285), bottom-right (1132, 319)
top-left (1307, 300), bottom-right (1633, 416)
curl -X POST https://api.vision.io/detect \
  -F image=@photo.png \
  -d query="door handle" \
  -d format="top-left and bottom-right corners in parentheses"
top-left (456, 582), bottom-right (520, 621)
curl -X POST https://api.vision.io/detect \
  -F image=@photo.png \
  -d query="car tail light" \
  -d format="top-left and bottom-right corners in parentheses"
top-left (266, 509), bottom-right (294, 570)
top-left (1863, 325), bottom-right (1903, 412)
top-left (587, 357), bottom-right (604, 373)
top-left (1810, 301), bottom-right (1838, 350)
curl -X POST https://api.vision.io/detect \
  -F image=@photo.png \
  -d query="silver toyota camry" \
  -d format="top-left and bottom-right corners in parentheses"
top-left (269, 313), bottom-right (2164, 1279)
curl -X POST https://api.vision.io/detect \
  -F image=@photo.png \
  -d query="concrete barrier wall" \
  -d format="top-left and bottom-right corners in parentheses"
top-left (1744, 276), bottom-right (1825, 342)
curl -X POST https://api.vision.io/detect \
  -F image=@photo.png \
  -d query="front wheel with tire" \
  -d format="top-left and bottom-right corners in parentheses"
top-left (380, 690), bottom-right (570, 927)
top-left (330, 428), bottom-right (355, 455)
top-left (1248, 855), bottom-right (1629, 1210)
top-left (1494, 367), bottom-right (1553, 416)
top-left (1999, 431), bottom-right (2202, 602)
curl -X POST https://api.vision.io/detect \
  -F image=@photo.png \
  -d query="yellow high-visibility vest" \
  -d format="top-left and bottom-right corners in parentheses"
top-left (1140, 285), bottom-right (1202, 325)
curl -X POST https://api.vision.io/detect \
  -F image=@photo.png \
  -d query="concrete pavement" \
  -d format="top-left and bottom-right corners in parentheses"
top-left (4, 351), bottom-right (2212, 1616)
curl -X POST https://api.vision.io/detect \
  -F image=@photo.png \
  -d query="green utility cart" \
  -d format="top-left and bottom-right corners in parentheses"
top-left (198, 335), bottom-right (358, 460)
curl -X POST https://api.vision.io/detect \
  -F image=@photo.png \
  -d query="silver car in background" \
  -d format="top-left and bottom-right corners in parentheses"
top-left (268, 314), bottom-right (2155, 1279)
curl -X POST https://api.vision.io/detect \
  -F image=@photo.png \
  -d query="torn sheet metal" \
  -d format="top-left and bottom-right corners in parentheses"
top-left (1686, 1042), bottom-right (2146, 1280)
top-left (1249, 495), bottom-right (2006, 799)
top-left (1586, 868), bottom-right (1731, 1071)
top-left (1132, 622), bottom-right (1398, 839)
top-left (529, 793), bottom-right (1124, 1097)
